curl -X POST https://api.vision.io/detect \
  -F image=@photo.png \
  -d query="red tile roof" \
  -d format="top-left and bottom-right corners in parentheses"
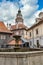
top-left (11, 24), bottom-right (28, 30)
top-left (8, 39), bottom-right (22, 45)
top-left (0, 21), bottom-right (12, 34)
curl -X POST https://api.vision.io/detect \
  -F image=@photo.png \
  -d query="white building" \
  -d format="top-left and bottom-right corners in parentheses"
top-left (27, 12), bottom-right (43, 48)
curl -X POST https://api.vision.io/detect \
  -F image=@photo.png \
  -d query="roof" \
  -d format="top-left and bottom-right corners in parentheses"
top-left (36, 18), bottom-right (42, 21)
top-left (0, 21), bottom-right (12, 34)
top-left (8, 39), bottom-right (22, 45)
top-left (11, 24), bottom-right (28, 30)
top-left (39, 12), bottom-right (43, 16)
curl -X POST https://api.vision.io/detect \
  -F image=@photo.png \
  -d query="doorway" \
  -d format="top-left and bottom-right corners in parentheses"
top-left (37, 40), bottom-right (39, 48)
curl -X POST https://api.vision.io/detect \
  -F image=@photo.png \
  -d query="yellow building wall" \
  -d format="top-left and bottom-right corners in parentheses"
top-left (28, 22), bottom-right (43, 40)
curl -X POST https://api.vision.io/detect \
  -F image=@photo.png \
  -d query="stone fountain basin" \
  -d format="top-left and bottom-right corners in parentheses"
top-left (0, 48), bottom-right (42, 52)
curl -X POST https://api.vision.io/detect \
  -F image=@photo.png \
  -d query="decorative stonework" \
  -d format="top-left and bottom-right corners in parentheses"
top-left (0, 51), bottom-right (43, 65)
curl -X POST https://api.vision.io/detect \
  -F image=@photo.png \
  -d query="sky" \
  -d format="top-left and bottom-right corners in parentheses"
top-left (0, 0), bottom-right (43, 27)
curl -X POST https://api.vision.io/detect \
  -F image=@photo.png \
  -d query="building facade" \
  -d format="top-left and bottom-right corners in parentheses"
top-left (0, 9), bottom-right (28, 48)
top-left (0, 9), bottom-right (43, 48)
top-left (10, 9), bottom-right (27, 38)
top-left (0, 22), bottom-right (12, 48)
top-left (9, 9), bottom-right (28, 47)
top-left (27, 12), bottom-right (43, 48)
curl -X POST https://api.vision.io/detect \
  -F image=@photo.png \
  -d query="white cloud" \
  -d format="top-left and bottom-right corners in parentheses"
top-left (0, 1), bottom-right (18, 24)
top-left (35, 8), bottom-right (43, 17)
top-left (27, 8), bottom-right (43, 27)
top-left (20, 0), bottom-right (39, 26)
top-left (20, 0), bottom-right (38, 5)
top-left (0, 0), bottom-right (42, 27)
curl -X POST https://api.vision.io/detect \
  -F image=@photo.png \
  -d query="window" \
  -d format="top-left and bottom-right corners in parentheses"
top-left (1, 45), bottom-right (4, 48)
top-left (30, 32), bottom-right (31, 37)
top-left (30, 41), bottom-right (32, 46)
top-left (1, 35), bottom-right (6, 40)
top-left (36, 29), bottom-right (38, 35)
top-left (23, 44), bottom-right (25, 47)
top-left (26, 42), bottom-right (29, 47)
top-left (37, 40), bottom-right (39, 48)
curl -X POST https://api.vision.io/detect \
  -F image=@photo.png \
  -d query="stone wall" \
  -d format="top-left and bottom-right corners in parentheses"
top-left (0, 51), bottom-right (43, 65)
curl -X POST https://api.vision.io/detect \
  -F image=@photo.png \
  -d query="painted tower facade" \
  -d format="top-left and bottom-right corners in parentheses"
top-left (15, 9), bottom-right (23, 25)
top-left (11, 9), bottom-right (27, 37)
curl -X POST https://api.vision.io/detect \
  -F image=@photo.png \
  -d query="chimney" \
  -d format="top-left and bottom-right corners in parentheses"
top-left (9, 23), bottom-right (11, 30)
top-left (7, 23), bottom-right (11, 30)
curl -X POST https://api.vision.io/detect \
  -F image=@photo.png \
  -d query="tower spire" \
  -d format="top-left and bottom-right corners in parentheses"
top-left (15, 2), bottom-right (23, 25)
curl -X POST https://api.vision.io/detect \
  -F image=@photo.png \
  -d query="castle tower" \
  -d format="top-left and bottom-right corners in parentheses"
top-left (10, 8), bottom-right (27, 36)
top-left (15, 9), bottom-right (23, 29)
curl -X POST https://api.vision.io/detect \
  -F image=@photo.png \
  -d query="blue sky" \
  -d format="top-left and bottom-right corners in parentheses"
top-left (0, 0), bottom-right (43, 9)
top-left (38, 0), bottom-right (43, 10)
top-left (0, 0), bottom-right (43, 26)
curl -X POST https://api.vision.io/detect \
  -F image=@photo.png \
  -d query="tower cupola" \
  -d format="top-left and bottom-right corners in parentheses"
top-left (17, 9), bottom-right (22, 17)
top-left (15, 9), bottom-right (23, 24)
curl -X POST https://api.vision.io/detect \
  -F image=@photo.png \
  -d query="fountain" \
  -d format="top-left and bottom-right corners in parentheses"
top-left (12, 34), bottom-right (21, 51)
top-left (13, 35), bottom-right (21, 46)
